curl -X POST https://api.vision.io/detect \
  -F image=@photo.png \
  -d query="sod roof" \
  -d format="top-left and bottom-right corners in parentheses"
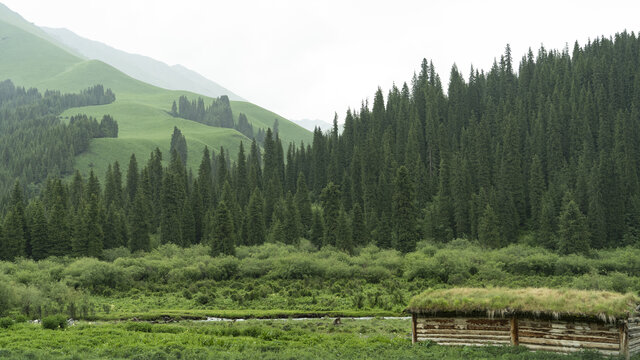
top-left (407, 287), bottom-right (639, 322)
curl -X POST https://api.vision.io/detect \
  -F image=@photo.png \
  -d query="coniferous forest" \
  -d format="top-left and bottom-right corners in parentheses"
top-left (3, 32), bottom-right (640, 260)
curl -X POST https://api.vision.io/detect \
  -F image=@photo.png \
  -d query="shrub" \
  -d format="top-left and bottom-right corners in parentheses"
top-left (0, 281), bottom-right (14, 316)
top-left (102, 247), bottom-right (131, 262)
top-left (42, 315), bottom-right (67, 330)
top-left (63, 258), bottom-right (131, 293)
top-left (0, 317), bottom-right (13, 328)
top-left (125, 322), bottom-right (152, 332)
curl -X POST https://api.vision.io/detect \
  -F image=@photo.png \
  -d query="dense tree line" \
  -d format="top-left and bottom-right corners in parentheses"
top-left (0, 80), bottom-right (117, 202)
top-left (2, 32), bottom-right (640, 260)
top-left (170, 95), bottom-right (265, 141)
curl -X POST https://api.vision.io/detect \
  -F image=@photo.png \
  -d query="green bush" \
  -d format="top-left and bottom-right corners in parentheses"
top-left (125, 322), bottom-right (152, 332)
top-left (0, 281), bottom-right (14, 316)
top-left (0, 317), bottom-right (13, 328)
top-left (64, 258), bottom-right (132, 293)
top-left (42, 315), bottom-right (67, 330)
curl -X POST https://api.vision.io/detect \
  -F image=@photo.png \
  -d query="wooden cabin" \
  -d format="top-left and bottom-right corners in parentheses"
top-left (406, 288), bottom-right (640, 358)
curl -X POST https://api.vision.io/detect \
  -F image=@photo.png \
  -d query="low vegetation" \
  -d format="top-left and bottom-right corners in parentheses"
top-left (0, 318), bottom-right (626, 359)
top-left (1, 240), bottom-right (640, 322)
top-left (407, 287), bottom-right (639, 320)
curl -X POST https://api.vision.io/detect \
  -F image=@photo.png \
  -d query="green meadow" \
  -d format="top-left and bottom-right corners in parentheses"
top-left (0, 14), bottom-right (311, 179)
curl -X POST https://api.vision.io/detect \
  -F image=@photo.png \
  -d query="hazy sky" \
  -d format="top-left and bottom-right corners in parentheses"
top-left (3, 0), bottom-right (640, 122)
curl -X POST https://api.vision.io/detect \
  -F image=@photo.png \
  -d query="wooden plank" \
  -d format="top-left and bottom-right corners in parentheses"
top-left (417, 337), bottom-right (510, 345)
top-left (417, 329), bottom-right (510, 336)
top-left (518, 320), bottom-right (617, 332)
top-left (415, 333), bottom-right (511, 341)
top-left (518, 328), bottom-right (621, 338)
top-left (519, 336), bottom-right (620, 350)
top-left (416, 325), bottom-right (510, 332)
top-left (620, 324), bottom-right (628, 360)
top-left (517, 331), bottom-right (620, 343)
top-left (412, 313), bottom-right (417, 344)
top-left (510, 317), bottom-right (519, 346)
top-left (520, 343), bottom-right (619, 357)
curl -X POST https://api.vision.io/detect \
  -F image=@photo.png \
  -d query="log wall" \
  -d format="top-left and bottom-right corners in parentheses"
top-left (412, 315), bottom-right (626, 357)
top-left (628, 318), bottom-right (640, 357)
top-left (414, 317), bottom-right (512, 347)
top-left (517, 319), bottom-right (620, 356)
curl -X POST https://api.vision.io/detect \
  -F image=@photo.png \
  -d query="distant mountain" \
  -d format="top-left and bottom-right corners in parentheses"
top-left (0, 2), bottom-right (310, 180)
top-left (43, 27), bottom-right (245, 101)
top-left (294, 118), bottom-right (333, 132)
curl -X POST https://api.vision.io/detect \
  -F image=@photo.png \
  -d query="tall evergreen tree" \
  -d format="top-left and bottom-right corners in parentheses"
top-left (392, 166), bottom-right (418, 253)
top-left (209, 201), bottom-right (235, 256)
top-left (170, 126), bottom-right (188, 166)
top-left (557, 196), bottom-right (590, 255)
top-left (28, 201), bottom-right (49, 260)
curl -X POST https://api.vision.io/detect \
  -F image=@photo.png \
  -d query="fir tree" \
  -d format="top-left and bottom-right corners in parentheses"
top-left (209, 201), bottom-right (235, 256)
top-left (557, 197), bottom-right (590, 255)
top-left (170, 126), bottom-right (188, 166)
top-left (335, 208), bottom-right (352, 253)
top-left (392, 166), bottom-right (418, 253)
top-left (126, 154), bottom-right (139, 204)
top-left (245, 188), bottom-right (266, 246)
top-left (478, 204), bottom-right (502, 248)
top-left (321, 182), bottom-right (341, 247)
top-left (128, 190), bottom-right (150, 252)
top-left (28, 201), bottom-right (49, 260)
top-left (310, 209), bottom-right (324, 249)
top-left (294, 172), bottom-right (312, 232)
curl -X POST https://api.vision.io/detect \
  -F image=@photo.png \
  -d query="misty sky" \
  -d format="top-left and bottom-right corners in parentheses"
top-left (4, 0), bottom-right (640, 122)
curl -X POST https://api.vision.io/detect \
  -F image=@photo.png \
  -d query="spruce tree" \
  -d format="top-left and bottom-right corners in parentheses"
top-left (84, 194), bottom-right (104, 258)
top-left (126, 154), bottom-right (139, 204)
top-left (209, 201), bottom-right (235, 256)
top-left (28, 201), bottom-right (49, 260)
top-left (128, 190), bottom-right (150, 252)
top-left (294, 172), bottom-right (312, 232)
top-left (557, 197), bottom-right (590, 255)
top-left (170, 126), bottom-right (188, 166)
top-left (245, 188), bottom-right (266, 246)
top-left (351, 202), bottom-right (366, 247)
top-left (310, 209), bottom-right (324, 249)
top-left (1, 210), bottom-right (25, 260)
top-left (478, 204), bottom-right (502, 248)
top-left (392, 166), bottom-right (418, 253)
top-left (321, 182), bottom-right (341, 247)
top-left (335, 208), bottom-right (352, 253)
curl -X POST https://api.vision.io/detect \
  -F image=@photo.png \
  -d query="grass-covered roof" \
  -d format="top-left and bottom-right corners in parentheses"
top-left (407, 287), bottom-right (639, 322)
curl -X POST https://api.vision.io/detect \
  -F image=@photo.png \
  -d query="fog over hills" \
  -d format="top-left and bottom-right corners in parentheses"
top-left (294, 118), bottom-right (333, 132)
top-left (43, 26), bottom-right (246, 101)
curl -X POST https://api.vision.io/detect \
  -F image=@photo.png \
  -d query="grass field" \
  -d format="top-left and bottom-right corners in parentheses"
top-left (0, 13), bottom-right (312, 179)
top-left (0, 318), bottom-right (624, 359)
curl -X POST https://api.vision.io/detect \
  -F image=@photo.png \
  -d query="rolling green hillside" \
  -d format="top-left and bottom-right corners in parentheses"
top-left (0, 4), bottom-right (311, 180)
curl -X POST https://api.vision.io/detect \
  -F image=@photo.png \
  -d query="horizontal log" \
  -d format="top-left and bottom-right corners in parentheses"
top-left (418, 318), bottom-right (509, 326)
top-left (627, 326), bottom-right (640, 336)
top-left (518, 330), bottom-right (619, 343)
top-left (629, 345), bottom-right (640, 355)
top-left (519, 336), bottom-right (620, 350)
top-left (518, 320), bottom-right (616, 332)
top-left (628, 338), bottom-right (640, 348)
top-left (517, 328), bottom-right (619, 336)
top-left (415, 333), bottom-right (511, 341)
top-left (417, 324), bottom-right (509, 331)
top-left (417, 337), bottom-right (509, 345)
top-left (430, 342), bottom-right (494, 347)
top-left (417, 329), bottom-right (509, 336)
top-left (520, 343), bottom-right (619, 356)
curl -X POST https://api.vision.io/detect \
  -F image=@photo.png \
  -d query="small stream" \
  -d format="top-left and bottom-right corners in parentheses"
top-left (200, 316), bottom-right (411, 322)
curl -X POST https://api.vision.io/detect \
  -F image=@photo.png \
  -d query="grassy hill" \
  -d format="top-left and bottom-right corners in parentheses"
top-left (0, 4), bottom-right (311, 179)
